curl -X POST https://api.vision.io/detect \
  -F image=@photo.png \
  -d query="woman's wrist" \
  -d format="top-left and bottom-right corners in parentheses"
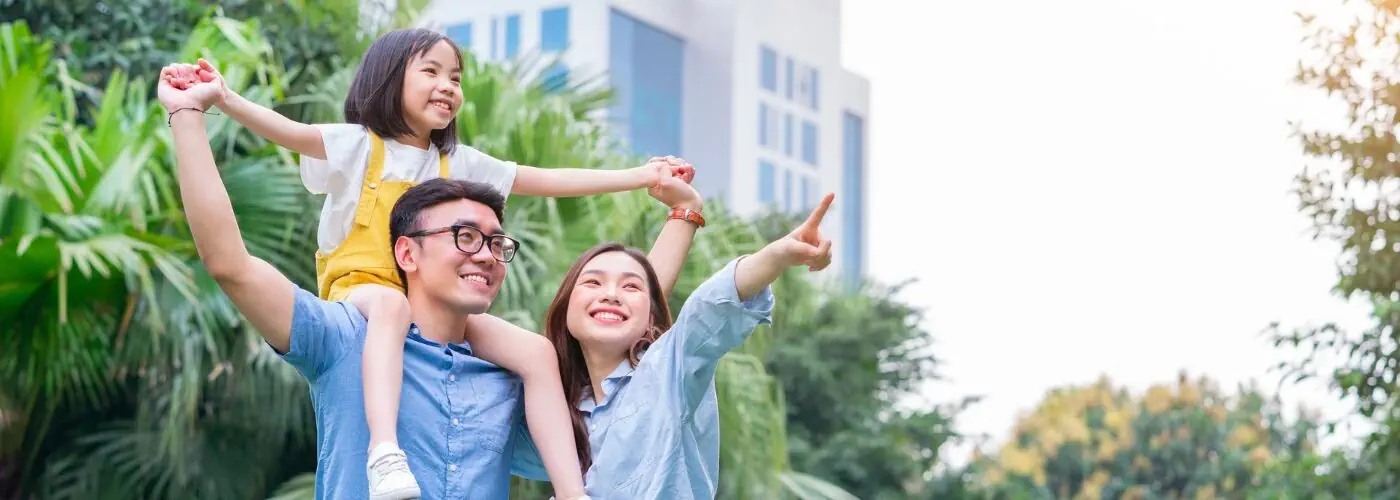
top-left (671, 198), bottom-right (703, 212)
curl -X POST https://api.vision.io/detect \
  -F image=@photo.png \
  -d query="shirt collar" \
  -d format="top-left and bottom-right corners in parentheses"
top-left (578, 360), bottom-right (637, 414)
top-left (407, 323), bottom-right (473, 356)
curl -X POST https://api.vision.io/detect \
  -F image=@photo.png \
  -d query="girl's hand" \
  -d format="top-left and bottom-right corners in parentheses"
top-left (648, 163), bottom-right (703, 212)
top-left (194, 59), bottom-right (230, 106)
top-left (637, 156), bottom-right (695, 189)
top-left (667, 157), bottom-right (695, 184)
top-left (158, 63), bottom-right (224, 114)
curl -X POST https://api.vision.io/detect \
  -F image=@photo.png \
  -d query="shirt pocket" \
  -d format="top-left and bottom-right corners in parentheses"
top-left (610, 371), bottom-right (655, 422)
top-left (611, 393), bottom-right (643, 422)
top-left (468, 369), bottom-right (521, 454)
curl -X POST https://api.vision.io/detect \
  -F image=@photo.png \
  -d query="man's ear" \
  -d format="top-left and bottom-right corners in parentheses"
top-left (394, 236), bottom-right (418, 274)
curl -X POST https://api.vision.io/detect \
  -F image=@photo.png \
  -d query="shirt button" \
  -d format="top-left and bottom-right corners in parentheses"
top-left (452, 418), bottom-right (460, 426)
top-left (368, 182), bottom-right (378, 188)
top-left (449, 374), bottom-right (456, 382)
top-left (448, 464), bottom-right (457, 472)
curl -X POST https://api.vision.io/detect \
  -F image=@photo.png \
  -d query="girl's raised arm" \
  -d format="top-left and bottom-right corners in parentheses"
top-left (199, 59), bottom-right (327, 159)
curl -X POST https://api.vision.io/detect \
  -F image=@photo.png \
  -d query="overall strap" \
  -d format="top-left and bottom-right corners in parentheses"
top-left (352, 132), bottom-right (388, 227)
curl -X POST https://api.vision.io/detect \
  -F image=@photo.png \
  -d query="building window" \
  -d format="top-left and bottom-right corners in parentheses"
top-left (843, 112), bottom-right (865, 283)
top-left (800, 176), bottom-right (816, 211)
top-left (783, 168), bottom-right (793, 212)
top-left (801, 121), bottom-right (818, 165)
top-left (783, 113), bottom-right (793, 157)
top-left (609, 9), bottom-right (684, 159)
top-left (505, 14), bottom-right (521, 59)
top-left (491, 18), bottom-right (499, 58)
top-left (797, 68), bottom-right (808, 101)
top-left (447, 22), bottom-right (473, 51)
top-left (760, 46), bottom-right (777, 92)
top-left (541, 7), bottom-right (570, 52)
top-left (796, 66), bottom-right (820, 111)
top-left (758, 103), bottom-right (769, 147)
top-left (758, 103), bottom-right (780, 150)
top-left (784, 57), bottom-right (795, 100)
top-left (759, 161), bottom-right (776, 205)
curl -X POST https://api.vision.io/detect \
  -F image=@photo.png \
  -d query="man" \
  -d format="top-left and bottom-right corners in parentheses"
top-left (161, 67), bottom-right (527, 499)
top-left (158, 63), bottom-right (701, 499)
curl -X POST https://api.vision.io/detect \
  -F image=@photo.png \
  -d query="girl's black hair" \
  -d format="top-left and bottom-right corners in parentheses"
top-left (344, 28), bottom-right (462, 155)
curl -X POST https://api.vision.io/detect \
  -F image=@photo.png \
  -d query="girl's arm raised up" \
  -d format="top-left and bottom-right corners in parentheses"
top-left (196, 59), bottom-right (328, 160)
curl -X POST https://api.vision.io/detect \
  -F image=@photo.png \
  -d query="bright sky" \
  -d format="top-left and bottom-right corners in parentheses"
top-left (843, 0), bottom-right (1377, 456)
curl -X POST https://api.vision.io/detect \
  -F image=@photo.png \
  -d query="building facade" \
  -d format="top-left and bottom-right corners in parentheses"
top-left (422, 0), bottom-right (869, 281)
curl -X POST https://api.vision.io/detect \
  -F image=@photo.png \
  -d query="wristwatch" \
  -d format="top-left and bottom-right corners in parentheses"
top-left (668, 207), bottom-right (705, 228)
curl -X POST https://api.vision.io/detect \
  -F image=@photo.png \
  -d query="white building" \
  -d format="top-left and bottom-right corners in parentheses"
top-left (422, 0), bottom-right (870, 282)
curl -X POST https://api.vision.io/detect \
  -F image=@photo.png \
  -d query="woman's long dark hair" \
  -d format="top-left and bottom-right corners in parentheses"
top-left (344, 28), bottom-right (462, 154)
top-left (542, 243), bottom-right (674, 473)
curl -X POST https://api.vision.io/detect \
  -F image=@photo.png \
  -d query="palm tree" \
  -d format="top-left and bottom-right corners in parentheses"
top-left (1, 20), bottom-right (203, 496)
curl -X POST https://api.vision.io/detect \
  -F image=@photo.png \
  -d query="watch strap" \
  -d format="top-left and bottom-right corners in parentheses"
top-left (668, 207), bottom-right (705, 228)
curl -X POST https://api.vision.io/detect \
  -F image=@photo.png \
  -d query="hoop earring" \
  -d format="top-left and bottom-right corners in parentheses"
top-left (629, 326), bottom-right (663, 364)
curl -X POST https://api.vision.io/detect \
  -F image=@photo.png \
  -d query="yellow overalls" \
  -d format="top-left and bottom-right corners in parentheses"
top-left (316, 132), bottom-right (450, 301)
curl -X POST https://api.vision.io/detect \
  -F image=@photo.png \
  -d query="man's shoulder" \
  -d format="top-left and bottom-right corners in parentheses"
top-left (290, 287), bottom-right (367, 336)
top-left (273, 287), bottom-right (367, 378)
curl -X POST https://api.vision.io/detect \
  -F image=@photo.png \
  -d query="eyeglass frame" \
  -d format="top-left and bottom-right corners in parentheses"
top-left (403, 223), bottom-right (520, 263)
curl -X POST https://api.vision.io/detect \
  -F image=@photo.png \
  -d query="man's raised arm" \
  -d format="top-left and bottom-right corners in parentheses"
top-left (161, 63), bottom-right (297, 352)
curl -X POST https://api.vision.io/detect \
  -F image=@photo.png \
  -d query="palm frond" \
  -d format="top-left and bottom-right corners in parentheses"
top-left (0, 22), bottom-right (61, 228)
top-left (716, 352), bottom-right (788, 499)
top-left (778, 471), bottom-right (862, 500)
top-left (266, 472), bottom-right (316, 500)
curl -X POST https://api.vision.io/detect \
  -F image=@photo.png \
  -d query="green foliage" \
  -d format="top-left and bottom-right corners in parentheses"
top-left (1268, 0), bottom-right (1400, 496)
top-left (0, 0), bottom-right (206, 94)
top-left (1247, 446), bottom-right (1397, 499)
top-left (0, 0), bottom-right (363, 126)
top-left (773, 285), bottom-right (956, 498)
top-left (961, 375), bottom-right (1321, 499)
top-left (742, 211), bottom-right (967, 500)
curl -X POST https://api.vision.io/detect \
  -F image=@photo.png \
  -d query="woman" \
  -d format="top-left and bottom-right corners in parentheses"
top-left (511, 179), bottom-right (835, 498)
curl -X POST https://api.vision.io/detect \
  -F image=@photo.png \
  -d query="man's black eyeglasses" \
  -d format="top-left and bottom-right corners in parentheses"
top-left (405, 224), bottom-right (519, 262)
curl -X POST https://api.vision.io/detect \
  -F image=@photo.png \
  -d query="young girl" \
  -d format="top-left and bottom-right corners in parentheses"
top-left (168, 28), bottom-right (691, 500)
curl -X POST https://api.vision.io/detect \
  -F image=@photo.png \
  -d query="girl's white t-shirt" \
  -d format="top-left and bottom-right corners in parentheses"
top-left (300, 124), bottom-right (518, 254)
